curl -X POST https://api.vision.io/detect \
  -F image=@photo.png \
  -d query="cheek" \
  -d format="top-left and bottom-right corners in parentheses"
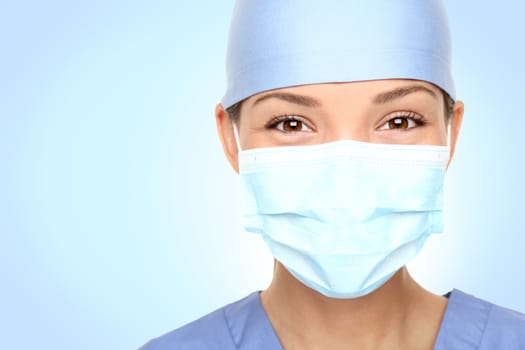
top-left (369, 115), bottom-right (449, 145)
top-left (237, 111), bottom-right (273, 150)
top-left (433, 119), bottom-right (449, 145)
top-left (237, 124), bottom-right (269, 150)
top-left (409, 119), bottom-right (448, 146)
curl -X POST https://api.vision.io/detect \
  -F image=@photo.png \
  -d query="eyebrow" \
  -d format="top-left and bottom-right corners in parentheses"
top-left (250, 84), bottom-right (438, 108)
top-left (373, 84), bottom-right (438, 104)
top-left (251, 92), bottom-right (322, 108)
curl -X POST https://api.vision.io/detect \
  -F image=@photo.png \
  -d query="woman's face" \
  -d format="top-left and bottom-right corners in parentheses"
top-left (216, 79), bottom-right (464, 171)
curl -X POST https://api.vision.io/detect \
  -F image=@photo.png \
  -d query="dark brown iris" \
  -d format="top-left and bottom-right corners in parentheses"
top-left (283, 119), bottom-right (303, 132)
top-left (388, 117), bottom-right (409, 129)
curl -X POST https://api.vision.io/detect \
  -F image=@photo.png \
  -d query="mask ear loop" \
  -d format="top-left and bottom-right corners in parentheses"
top-left (447, 123), bottom-right (452, 146)
top-left (445, 115), bottom-right (453, 168)
top-left (233, 124), bottom-right (242, 152)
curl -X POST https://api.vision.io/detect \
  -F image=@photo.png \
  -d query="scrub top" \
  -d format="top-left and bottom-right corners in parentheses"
top-left (140, 289), bottom-right (525, 350)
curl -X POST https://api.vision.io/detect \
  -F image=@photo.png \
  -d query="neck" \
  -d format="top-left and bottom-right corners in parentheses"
top-left (261, 262), bottom-right (446, 350)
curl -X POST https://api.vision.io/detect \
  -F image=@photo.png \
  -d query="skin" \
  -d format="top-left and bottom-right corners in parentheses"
top-left (215, 79), bottom-right (464, 350)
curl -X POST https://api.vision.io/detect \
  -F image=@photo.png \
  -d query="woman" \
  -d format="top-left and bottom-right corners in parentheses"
top-left (141, 1), bottom-right (525, 349)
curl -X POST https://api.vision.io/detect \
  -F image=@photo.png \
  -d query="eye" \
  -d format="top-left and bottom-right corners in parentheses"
top-left (265, 115), bottom-right (313, 133)
top-left (377, 111), bottom-right (426, 131)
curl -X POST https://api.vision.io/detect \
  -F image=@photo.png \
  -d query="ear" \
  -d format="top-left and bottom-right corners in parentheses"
top-left (446, 100), bottom-right (464, 170)
top-left (215, 103), bottom-right (239, 174)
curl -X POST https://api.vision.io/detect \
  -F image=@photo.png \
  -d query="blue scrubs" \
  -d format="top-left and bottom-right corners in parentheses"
top-left (140, 290), bottom-right (525, 349)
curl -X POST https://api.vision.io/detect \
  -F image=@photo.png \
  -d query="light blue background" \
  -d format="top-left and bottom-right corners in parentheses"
top-left (1, 1), bottom-right (524, 349)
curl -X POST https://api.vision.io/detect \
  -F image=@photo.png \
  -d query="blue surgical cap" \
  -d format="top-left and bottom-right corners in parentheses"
top-left (221, 0), bottom-right (455, 109)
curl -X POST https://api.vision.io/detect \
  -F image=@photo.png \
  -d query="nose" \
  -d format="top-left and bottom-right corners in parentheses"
top-left (322, 115), bottom-right (373, 143)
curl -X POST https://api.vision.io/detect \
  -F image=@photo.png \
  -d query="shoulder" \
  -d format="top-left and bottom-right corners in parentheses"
top-left (138, 292), bottom-right (261, 350)
top-left (436, 289), bottom-right (525, 349)
top-left (482, 295), bottom-right (525, 346)
top-left (138, 307), bottom-right (232, 350)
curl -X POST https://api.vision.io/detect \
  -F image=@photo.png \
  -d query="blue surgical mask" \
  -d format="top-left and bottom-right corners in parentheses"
top-left (239, 140), bottom-right (449, 299)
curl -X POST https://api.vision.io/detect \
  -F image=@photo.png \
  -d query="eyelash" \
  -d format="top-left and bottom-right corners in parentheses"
top-left (265, 114), bottom-right (312, 132)
top-left (378, 111), bottom-right (427, 130)
top-left (264, 111), bottom-right (427, 133)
